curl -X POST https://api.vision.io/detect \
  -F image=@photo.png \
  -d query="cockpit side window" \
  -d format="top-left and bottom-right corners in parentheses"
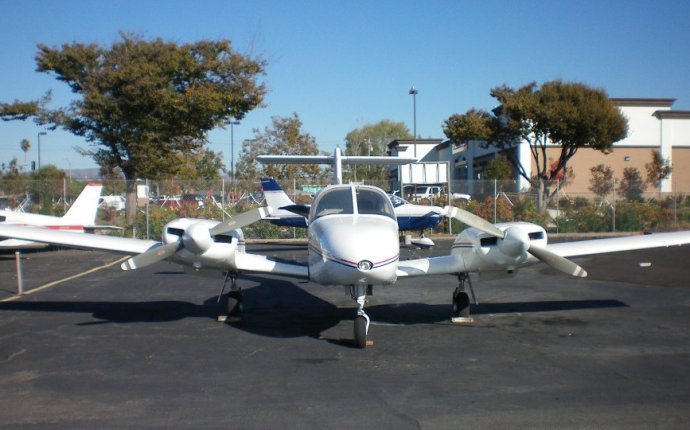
top-left (313, 188), bottom-right (354, 219)
top-left (356, 188), bottom-right (395, 219)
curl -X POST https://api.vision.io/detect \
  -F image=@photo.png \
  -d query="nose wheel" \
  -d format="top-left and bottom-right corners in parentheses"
top-left (350, 285), bottom-right (372, 348)
top-left (354, 313), bottom-right (370, 349)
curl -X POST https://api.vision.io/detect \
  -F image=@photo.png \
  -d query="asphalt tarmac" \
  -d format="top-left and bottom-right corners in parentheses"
top-left (1, 240), bottom-right (690, 429)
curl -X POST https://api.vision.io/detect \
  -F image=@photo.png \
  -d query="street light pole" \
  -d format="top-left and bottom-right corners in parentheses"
top-left (229, 120), bottom-right (240, 182)
top-left (37, 132), bottom-right (47, 170)
top-left (409, 86), bottom-right (418, 158)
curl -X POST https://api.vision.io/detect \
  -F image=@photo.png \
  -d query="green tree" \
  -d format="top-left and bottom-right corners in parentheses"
top-left (618, 167), bottom-right (646, 202)
top-left (20, 139), bottom-right (31, 166)
top-left (344, 120), bottom-right (413, 182)
top-left (30, 165), bottom-right (66, 214)
top-left (177, 148), bottom-right (225, 180)
top-left (443, 80), bottom-right (628, 210)
top-left (7, 33), bottom-right (266, 224)
top-left (589, 164), bottom-right (615, 199)
top-left (484, 155), bottom-right (515, 181)
top-left (235, 114), bottom-right (323, 180)
top-left (644, 149), bottom-right (672, 195)
top-left (0, 99), bottom-right (42, 121)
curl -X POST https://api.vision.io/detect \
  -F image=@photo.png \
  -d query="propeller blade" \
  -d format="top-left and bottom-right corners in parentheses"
top-left (528, 245), bottom-right (587, 278)
top-left (209, 207), bottom-right (272, 236)
top-left (121, 241), bottom-right (180, 271)
top-left (444, 206), bottom-right (505, 238)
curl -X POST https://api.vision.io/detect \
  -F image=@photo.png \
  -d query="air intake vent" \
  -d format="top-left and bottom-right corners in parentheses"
top-left (529, 231), bottom-right (544, 240)
top-left (480, 237), bottom-right (498, 246)
top-left (167, 227), bottom-right (184, 237)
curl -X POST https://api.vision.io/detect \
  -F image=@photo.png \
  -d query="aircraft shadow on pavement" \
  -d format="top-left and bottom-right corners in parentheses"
top-left (0, 271), bottom-right (628, 341)
top-left (364, 299), bottom-right (628, 325)
top-left (0, 300), bottom-right (219, 324)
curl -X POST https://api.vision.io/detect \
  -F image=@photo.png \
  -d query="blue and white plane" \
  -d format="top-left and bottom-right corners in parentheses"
top-left (260, 178), bottom-right (443, 246)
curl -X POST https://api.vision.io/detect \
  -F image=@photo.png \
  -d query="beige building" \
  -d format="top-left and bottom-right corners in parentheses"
top-left (546, 99), bottom-right (690, 194)
top-left (448, 98), bottom-right (690, 195)
top-left (388, 98), bottom-right (690, 197)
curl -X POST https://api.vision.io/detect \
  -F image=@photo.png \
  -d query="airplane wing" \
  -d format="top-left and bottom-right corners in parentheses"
top-left (546, 231), bottom-right (690, 258)
top-left (396, 230), bottom-right (690, 278)
top-left (0, 224), bottom-right (158, 254)
top-left (0, 223), bottom-right (310, 278)
top-left (234, 252), bottom-right (309, 278)
top-left (396, 255), bottom-right (464, 277)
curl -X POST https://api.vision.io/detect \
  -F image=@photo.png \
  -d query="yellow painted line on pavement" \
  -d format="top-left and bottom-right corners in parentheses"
top-left (1, 255), bottom-right (130, 303)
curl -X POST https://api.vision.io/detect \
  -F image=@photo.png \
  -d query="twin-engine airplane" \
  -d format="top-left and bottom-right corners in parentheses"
top-left (0, 183), bottom-right (104, 249)
top-left (1, 149), bottom-right (690, 348)
top-left (260, 177), bottom-right (442, 247)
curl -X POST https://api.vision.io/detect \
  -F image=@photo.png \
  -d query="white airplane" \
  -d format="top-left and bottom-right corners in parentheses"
top-left (260, 177), bottom-right (442, 247)
top-left (1, 149), bottom-right (690, 348)
top-left (0, 183), bottom-right (104, 249)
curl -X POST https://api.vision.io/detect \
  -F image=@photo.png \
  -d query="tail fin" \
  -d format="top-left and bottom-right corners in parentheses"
top-left (62, 183), bottom-right (103, 225)
top-left (260, 178), bottom-right (296, 209)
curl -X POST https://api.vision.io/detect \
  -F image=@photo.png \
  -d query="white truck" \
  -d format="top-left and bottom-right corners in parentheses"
top-left (404, 185), bottom-right (470, 202)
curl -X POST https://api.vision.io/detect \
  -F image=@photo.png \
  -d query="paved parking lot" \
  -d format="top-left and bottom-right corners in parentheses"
top-left (1, 241), bottom-right (690, 428)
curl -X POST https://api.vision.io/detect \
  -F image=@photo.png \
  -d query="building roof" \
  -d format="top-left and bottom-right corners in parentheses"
top-left (387, 139), bottom-right (442, 149)
top-left (653, 110), bottom-right (690, 119)
top-left (610, 98), bottom-right (676, 107)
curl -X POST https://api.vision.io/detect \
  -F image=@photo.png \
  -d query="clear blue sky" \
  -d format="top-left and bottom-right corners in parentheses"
top-left (2, 0), bottom-right (689, 171)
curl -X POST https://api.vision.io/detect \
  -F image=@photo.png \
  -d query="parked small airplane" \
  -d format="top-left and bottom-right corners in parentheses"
top-left (260, 177), bottom-right (442, 247)
top-left (0, 183), bottom-right (104, 249)
top-left (1, 149), bottom-right (690, 349)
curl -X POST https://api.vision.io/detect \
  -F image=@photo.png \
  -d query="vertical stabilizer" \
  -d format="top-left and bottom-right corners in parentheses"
top-left (62, 183), bottom-right (103, 225)
top-left (260, 178), bottom-right (297, 209)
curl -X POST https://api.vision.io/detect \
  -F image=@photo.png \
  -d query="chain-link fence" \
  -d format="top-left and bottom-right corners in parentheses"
top-left (2, 177), bottom-right (688, 240)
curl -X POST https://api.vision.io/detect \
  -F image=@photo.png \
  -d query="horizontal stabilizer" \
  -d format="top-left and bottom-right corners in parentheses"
top-left (280, 204), bottom-right (310, 217)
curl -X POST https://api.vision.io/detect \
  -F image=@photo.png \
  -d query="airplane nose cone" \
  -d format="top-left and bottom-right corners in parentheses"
top-left (312, 217), bottom-right (399, 285)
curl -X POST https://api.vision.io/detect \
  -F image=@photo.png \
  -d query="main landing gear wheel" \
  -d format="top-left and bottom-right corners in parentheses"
top-left (452, 273), bottom-right (474, 324)
top-left (226, 289), bottom-right (244, 322)
top-left (452, 288), bottom-right (470, 318)
top-left (354, 315), bottom-right (369, 349)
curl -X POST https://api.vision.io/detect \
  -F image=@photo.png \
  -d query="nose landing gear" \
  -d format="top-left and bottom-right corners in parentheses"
top-left (350, 285), bottom-right (373, 348)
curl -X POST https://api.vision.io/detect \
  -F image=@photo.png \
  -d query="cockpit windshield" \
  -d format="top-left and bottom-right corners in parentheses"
top-left (313, 188), bottom-right (354, 218)
top-left (312, 186), bottom-right (396, 220)
top-left (356, 188), bottom-right (396, 219)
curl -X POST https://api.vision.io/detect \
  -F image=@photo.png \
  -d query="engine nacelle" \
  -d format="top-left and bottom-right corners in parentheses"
top-left (161, 218), bottom-right (244, 270)
top-left (452, 222), bottom-right (547, 272)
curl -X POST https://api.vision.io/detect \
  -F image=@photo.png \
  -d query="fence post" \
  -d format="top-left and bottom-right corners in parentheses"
top-left (63, 177), bottom-right (67, 214)
top-left (612, 178), bottom-right (616, 233)
top-left (15, 251), bottom-right (23, 295)
top-left (145, 179), bottom-right (150, 240)
top-left (493, 179), bottom-right (497, 223)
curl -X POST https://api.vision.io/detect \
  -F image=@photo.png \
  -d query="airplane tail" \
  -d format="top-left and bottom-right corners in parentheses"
top-left (62, 183), bottom-right (104, 225)
top-left (260, 178), bottom-right (296, 209)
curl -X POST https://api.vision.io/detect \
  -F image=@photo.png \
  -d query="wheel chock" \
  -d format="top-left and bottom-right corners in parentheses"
top-left (451, 316), bottom-right (474, 325)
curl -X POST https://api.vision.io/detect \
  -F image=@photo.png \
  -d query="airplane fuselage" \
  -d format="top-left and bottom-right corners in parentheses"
top-left (307, 184), bottom-right (400, 286)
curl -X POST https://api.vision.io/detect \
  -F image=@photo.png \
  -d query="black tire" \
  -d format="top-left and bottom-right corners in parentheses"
top-left (227, 290), bottom-right (244, 318)
top-left (452, 290), bottom-right (470, 318)
top-left (354, 316), bottom-right (368, 349)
